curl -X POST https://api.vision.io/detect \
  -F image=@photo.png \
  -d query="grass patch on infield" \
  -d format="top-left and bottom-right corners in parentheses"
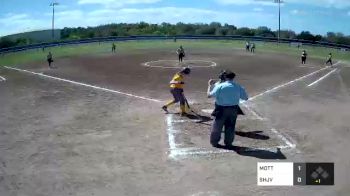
top-left (0, 40), bottom-right (349, 67)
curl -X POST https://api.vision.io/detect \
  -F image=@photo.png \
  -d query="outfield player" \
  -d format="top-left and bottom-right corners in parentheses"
top-left (47, 52), bottom-right (53, 68)
top-left (112, 43), bottom-right (116, 53)
top-left (301, 50), bottom-right (307, 64)
top-left (325, 53), bottom-right (333, 66)
top-left (177, 46), bottom-right (185, 63)
top-left (162, 67), bottom-right (191, 116)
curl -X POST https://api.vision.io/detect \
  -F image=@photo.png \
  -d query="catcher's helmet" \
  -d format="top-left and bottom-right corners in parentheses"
top-left (219, 70), bottom-right (227, 81)
top-left (181, 67), bottom-right (191, 75)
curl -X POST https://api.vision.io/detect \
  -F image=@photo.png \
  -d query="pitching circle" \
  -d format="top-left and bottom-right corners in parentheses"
top-left (0, 76), bottom-right (6, 82)
top-left (142, 59), bottom-right (217, 69)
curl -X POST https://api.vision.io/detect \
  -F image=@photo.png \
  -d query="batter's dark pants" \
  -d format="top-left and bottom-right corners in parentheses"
top-left (210, 105), bottom-right (238, 147)
top-left (170, 88), bottom-right (185, 105)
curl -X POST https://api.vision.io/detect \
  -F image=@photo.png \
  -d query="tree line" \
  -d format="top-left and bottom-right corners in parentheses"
top-left (1, 22), bottom-right (350, 49)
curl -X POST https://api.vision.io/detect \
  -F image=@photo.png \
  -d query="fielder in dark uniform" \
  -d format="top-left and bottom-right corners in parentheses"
top-left (177, 46), bottom-right (185, 63)
top-left (326, 53), bottom-right (333, 66)
top-left (250, 43), bottom-right (256, 53)
top-left (207, 71), bottom-right (248, 148)
top-left (47, 52), bottom-right (53, 68)
top-left (301, 50), bottom-right (307, 64)
top-left (112, 43), bottom-right (116, 53)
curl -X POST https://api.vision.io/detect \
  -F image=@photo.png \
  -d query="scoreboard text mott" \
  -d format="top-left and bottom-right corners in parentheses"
top-left (257, 162), bottom-right (334, 186)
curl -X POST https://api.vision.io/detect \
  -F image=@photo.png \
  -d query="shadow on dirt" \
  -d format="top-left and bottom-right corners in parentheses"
top-left (216, 145), bottom-right (286, 160)
top-left (235, 131), bottom-right (270, 140)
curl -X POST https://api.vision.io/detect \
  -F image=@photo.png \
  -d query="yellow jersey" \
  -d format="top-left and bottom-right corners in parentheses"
top-left (170, 73), bottom-right (184, 89)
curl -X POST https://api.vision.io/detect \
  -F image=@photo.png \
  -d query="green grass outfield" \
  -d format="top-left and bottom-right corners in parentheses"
top-left (0, 40), bottom-right (349, 67)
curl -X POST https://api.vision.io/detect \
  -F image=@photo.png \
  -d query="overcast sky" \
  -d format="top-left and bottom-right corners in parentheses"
top-left (1, 0), bottom-right (350, 37)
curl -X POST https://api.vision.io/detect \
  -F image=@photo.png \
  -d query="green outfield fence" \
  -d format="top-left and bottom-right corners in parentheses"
top-left (1, 35), bottom-right (349, 54)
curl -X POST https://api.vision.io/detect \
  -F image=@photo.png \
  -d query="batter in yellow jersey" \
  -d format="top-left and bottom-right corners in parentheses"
top-left (162, 67), bottom-right (191, 116)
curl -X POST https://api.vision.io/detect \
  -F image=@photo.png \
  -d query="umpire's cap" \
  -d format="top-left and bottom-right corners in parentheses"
top-left (181, 67), bottom-right (191, 75)
top-left (225, 71), bottom-right (236, 80)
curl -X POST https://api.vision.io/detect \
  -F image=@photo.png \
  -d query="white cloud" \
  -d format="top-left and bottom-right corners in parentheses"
top-left (50, 7), bottom-right (275, 30)
top-left (216, 0), bottom-right (278, 6)
top-left (216, 0), bottom-right (350, 8)
top-left (77, 0), bottom-right (162, 7)
top-left (0, 13), bottom-right (48, 36)
top-left (1, 7), bottom-right (275, 36)
top-left (290, 9), bottom-right (301, 15)
top-left (253, 8), bottom-right (264, 12)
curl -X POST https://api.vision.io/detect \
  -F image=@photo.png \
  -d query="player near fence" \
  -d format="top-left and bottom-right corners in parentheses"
top-left (162, 67), bottom-right (191, 116)
top-left (177, 46), bottom-right (185, 63)
top-left (301, 50), bottom-right (307, 64)
top-left (112, 43), bottom-right (116, 53)
top-left (47, 52), bottom-right (53, 68)
top-left (325, 53), bottom-right (333, 66)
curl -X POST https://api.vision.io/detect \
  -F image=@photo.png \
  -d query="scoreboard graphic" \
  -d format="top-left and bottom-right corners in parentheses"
top-left (257, 162), bottom-right (334, 186)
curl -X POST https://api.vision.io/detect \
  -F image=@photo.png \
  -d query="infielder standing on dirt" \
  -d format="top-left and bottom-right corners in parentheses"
top-left (162, 67), bottom-right (191, 116)
top-left (301, 50), bottom-right (307, 64)
top-left (47, 52), bottom-right (53, 68)
top-left (207, 70), bottom-right (248, 148)
top-left (245, 41), bottom-right (250, 52)
top-left (326, 53), bottom-right (333, 66)
top-left (250, 43), bottom-right (256, 53)
top-left (177, 45), bottom-right (185, 63)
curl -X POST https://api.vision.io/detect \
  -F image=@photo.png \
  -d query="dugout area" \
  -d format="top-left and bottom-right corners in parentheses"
top-left (1, 41), bottom-right (350, 196)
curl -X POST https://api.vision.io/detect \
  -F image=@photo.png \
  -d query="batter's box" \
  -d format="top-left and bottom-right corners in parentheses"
top-left (165, 104), bottom-right (295, 159)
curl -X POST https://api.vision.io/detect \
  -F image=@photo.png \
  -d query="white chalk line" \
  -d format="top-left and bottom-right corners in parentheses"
top-left (170, 144), bottom-right (291, 158)
top-left (307, 68), bottom-right (338, 87)
top-left (167, 112), bottom-right (292, 159)
top-left (270, 129), bottom-right (296, 149)
top-left (0, 76), bottom-right (6, 81)
top-left (4, 66), bottom-right (162, 103)
top-left (167, 114), bottom-right (203, 159)
top-left (298, 65), bottom-right (318, 68)
top-left (241, 103), bottom-right (265, 121)
top-left (168, 64), bottom-right (332, 158)
top-left (143, 59), bottom-right (217, 68)
top-left (248, 66), bottom-right (331, 101)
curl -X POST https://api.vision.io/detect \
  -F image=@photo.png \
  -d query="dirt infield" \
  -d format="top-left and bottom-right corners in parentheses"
top-left (1, 47), bottom-right (350, 196)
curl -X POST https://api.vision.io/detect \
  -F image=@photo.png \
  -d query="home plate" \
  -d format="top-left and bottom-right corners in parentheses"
top-left (202, 109), bottom-right (213, 114)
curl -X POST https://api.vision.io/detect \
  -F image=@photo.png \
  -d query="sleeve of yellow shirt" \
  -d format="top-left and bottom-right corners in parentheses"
top-left (170, 73), bottom-right (184, 88)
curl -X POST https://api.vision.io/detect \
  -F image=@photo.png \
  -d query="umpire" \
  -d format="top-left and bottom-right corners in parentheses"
top-left (207, 70), bottom-right (248, 148)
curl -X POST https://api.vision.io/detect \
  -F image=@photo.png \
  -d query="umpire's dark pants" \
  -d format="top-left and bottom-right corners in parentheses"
top-left (210, 105), bottom-right (238, 146)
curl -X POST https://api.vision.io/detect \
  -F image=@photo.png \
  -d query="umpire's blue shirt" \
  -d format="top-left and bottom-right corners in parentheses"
top-left (210, 81), bottom-right (248, 106)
